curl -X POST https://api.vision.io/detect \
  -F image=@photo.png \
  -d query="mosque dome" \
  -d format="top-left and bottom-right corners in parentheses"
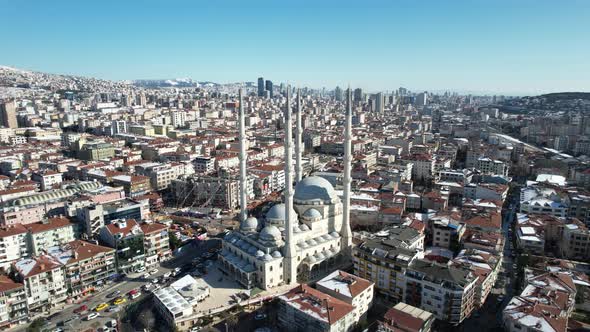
top-left (271, 251), bottom-right (282, 258)
top-left (265, 203), bottom-right (296, 227)
top-left (302, 208), bottom-right (322, 220)
top-left (294, 176), bottom-right (339, 204)
top-left (262, 254), bottom-right (273, 261)
top-left (259, 225), bottom-right (282, 245)
top-left (299, 224), bottom-right (310, 232)
top-left (255, 250), bottom-right (265, 257)
top-left (240, 216), bottom-right (258, 232)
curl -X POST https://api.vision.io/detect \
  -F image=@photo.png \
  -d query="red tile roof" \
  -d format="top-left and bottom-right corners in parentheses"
top-left (280, 284), bottom-right (354, 325)
top-left (26, 217), bottom-right (75, 234)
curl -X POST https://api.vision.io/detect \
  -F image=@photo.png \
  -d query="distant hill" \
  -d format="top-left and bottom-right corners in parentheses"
top-left (537, 92), bottom-right (590, 102)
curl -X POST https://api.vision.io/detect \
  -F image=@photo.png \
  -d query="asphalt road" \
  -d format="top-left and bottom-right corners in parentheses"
top-left (17, 239), bottom-right (220, 332)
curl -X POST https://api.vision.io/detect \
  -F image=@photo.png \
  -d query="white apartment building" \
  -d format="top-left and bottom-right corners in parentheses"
top-left (26, 217), bottom-right (77, 256)
top-left (170, 110), bottom-right (187, 128)
top-left (476, 157), bottom-right (508, 176)
top-left (0, 225), bottom-right (29, 270)
top-left (31, 171), bottom-right (63, 191)
top-left (13, 255), bottom-right (67, 313)
top-left (316, 270), bottom-right (374, 324)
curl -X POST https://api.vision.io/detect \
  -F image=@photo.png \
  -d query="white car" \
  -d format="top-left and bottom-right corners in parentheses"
top-left (86, 312), bottom-right (99, 320)
top-left (149, 269), bottom-right (159, 275)
top-left (163, 272), bottom-right (172, 278)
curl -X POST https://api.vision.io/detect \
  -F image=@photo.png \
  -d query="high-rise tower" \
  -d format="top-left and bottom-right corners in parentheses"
top-left (257, 77), bottom-right (265, 97)
top-left (341, 89), bottom-right (353, 251)
top-left (283, 86), bottom-right (297, 284)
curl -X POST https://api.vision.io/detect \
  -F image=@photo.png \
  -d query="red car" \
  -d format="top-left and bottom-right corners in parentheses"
top-left (74, 305), bottom-right (88, 314)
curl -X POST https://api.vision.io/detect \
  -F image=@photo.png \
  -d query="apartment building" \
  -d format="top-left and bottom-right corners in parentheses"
top-left (278, 284), bottom-right (356, 332)
top-left (140, 222), bottom-right (171, 269)
top-left (353, 229), bottom-right (423, 303)
top-left (0, 275), bottom-right (27, 329)
top-left (316, 270), bottom-right (374, 324)
top-left (451, 249), bottom-right (502, 307)
top-left (99, 219), bottom-right (145, 273)
top-left (26, 217), bottom-right (77, 256)
top-left (515, 214), bottom-right (546, 255)
top-left (378, 302), bottom-right (434, 332)
top-left (46, 240), bottom-right (116, 299)
top-left (193, 156), bottom-right (215, 174)
top-left (111, 174), bottom-right (152, 197)
top-left (403, 259), bottom-right (477, 325)
top-left (429, 214), bottom-right (465, 250)
top-left (30, 171), bottom-right (63, 191)
top-left (475, 157), bottom-right (508, 176)
top-left (12, 255), bottom-right (67, 313)
top-left (560, 223), bottom-right (590, 261)
top-left (0, 225), bottom-right (29, 270)
top-left (503, 272), bottom-right (576, 332)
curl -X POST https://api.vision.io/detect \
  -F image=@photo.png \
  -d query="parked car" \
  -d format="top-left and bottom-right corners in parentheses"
top-left (95, 303), bottom-right (109, 312)
top-left (86, 312), bottom-right (99, 320)
top-left (107, 290), bottom-right (121, 298)
top-left (113, 297), bottom-right (127, 305)
top-left (107, 306), bottom-right (121, 313)
top-left (163, 271), bottom-right (172, 279)
top-left (74, 305), bottom-right (88, 314)
top-left (149, 269), bottom-right (159, 275)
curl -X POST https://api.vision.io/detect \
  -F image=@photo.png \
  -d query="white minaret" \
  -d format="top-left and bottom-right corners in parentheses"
top-left (283, 86), bottom-right (297, 285)
top-left (341, 88), bottom-right (353, 251)
top-left (295, 88), bottom-right (303, 183)
top-left (238, 89), bottom-right (248, 223)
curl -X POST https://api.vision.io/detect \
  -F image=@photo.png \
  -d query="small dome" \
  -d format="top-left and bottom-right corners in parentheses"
top-left (259, 225), bottom-right (282, 244)
top-left (271, 251), bottom-right (282, 258)
top-left (322, 234), bottom-right (332, 241)
top-left (240, 216), bottom-right (258, 232)
top-left (307, 239), bottom-right (317, 246)
top-left (255, 250), bottom-right (265, 257)
top-left (236, 239), bottom-right (245, 247)
top-left (330, 232), bottom-right (340, 238)
top-left (262, 254), bottom-right (273, 261)
top-left (299, 224), bottom-right (310, 231)
top-left (303, 208), bottom-right (322, 220)
top-left (293, 226), bottom-right (300, 233)
top-left (308, 256), bottom-right (317, 263)
top-left (248, 246), bottom-right (258, 255)
top-left (294, 176), bottom-right (338, 204)
top-left (265, 203), bottom-right (297, 228)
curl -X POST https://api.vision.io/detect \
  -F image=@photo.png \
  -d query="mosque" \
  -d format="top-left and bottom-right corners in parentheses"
top-left (218, 87), bottom-right (354, 290)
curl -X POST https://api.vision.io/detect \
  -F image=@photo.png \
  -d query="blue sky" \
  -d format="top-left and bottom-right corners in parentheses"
top-left (1, 0), bottom-right (589, 95)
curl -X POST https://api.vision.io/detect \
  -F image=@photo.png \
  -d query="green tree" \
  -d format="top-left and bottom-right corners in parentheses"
top-left (169, 231), bottom-right (182, 250)
top-left (26, 318), bottom-right (46, 332)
